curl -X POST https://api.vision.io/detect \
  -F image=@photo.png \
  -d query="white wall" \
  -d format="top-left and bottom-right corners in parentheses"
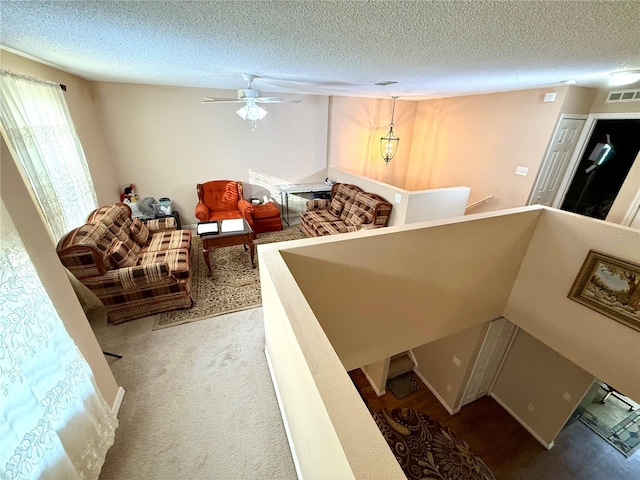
top-left (280, 208), bottom-right (541, 372)
top-left (504, 209), bottom-right (640, 401)
top-left (491, 329), bottom-right (595, 447)
top-left (91, 82), bottom-right (330, 226)
top-left (260, 239), bottom-right (403, 479)
top-left (328, 96), bottom-right (417, 190)
top-left (261, 206), bottom-right (640, 475)
top-left (413, 322), bottom-right (487, 413)
top-left (328, 167), bottom-right (470, 226)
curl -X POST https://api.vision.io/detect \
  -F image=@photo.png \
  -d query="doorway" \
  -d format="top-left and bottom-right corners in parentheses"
top-left (573, 379), bottom-right (640, 457)
top-left (528, 115), bottom-right (586, 206)
top-left (559, 119), bottom-right (640, 220)
top-left (460, 317), bottom-right (517, 407)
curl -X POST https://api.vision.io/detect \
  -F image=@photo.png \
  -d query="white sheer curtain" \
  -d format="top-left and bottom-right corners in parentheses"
top-left (0, 69), bottom-right (98, 241)
top-left (0, 200), bottom-right (117, 479)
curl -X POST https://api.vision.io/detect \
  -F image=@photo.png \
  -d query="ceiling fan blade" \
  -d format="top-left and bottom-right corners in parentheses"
top-left (202, 98), bottom-right (244, 104)
top-left (256, 97), bottom-right (302, 104)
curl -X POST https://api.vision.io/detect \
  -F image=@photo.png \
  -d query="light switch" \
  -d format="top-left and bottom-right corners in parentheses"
top-left (543, 92), bottom-right (557, 103)
top-left (515, 166), bottom-right (529, 176)
top-left (394, 193), bottom-right (402, 203)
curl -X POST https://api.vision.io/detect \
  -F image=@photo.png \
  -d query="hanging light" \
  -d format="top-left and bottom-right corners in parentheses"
top-left (236, 99), bottom-right (267, 131)
top-left (380, 96), bottom-right (400, 165)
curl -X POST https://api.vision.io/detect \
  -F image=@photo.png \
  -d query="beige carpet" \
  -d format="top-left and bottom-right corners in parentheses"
top-left (93, 307), bottom-right (297, 480)
top-left (153, 225), bottom-right (307, 330)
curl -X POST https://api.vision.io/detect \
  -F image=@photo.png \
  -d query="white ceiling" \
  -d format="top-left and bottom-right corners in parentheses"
top-left (1, 1), bottom-right (639, 99)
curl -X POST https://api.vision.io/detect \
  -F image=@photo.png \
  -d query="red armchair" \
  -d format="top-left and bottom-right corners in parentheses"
top-left (195, 180), bottom-right (254, 228)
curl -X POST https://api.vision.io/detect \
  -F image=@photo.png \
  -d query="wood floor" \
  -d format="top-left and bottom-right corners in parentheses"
top-left (349, 369), bottom-right (640, 480)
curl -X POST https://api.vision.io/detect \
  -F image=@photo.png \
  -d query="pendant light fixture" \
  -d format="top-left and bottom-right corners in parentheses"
top-left (380, 96), bottom-right (400, 165)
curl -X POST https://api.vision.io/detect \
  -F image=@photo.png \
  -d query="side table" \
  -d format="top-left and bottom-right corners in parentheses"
top-left (153, 211), bottom-right (181, 229)
top-left (275, 182), bottom-right (332, 226)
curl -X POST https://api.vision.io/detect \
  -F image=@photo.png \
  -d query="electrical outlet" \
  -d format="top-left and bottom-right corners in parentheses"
top-left (543, 92), bottom-right (557, 103)
top-left (394, 193), bottom-right (402, 203)
top-left (563, 392), bottom-right (572, 401)
top-left (528, 403), bottom-right (535, 411)
top-left (446, 384), bottom-right (452, 392)
top-left (452, 356), bottom-right (461, 367)
top-left (515, 166), bottom-right (529, 176)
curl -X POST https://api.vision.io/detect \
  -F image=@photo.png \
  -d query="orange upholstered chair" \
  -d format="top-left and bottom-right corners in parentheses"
top-left (195, 180), bottom-right (254, 228)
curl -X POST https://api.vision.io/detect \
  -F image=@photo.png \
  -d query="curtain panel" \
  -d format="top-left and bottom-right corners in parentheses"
top-left (0, 69), bottom-right (98, 241)
top-left (0, 200), bottom-right (117, 479)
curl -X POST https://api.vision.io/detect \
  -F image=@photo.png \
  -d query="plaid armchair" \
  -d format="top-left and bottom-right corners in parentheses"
top-left (57, 203), bottom-right (192, 324)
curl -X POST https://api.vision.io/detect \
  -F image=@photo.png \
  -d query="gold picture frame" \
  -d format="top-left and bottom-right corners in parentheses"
top-left (568, 250), bottom-right (640, 332)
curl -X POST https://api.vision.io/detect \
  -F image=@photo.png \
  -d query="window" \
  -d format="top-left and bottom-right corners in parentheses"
top-left (0, 70), bottom-right (98, 240)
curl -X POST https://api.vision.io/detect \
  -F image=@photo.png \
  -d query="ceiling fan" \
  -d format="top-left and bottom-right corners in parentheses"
top-left (202, 74), bottom-right (301, 130)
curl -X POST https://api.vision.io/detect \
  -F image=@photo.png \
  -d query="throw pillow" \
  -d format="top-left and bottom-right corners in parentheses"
top-left (130, 218), bottom-right (150, 246)
top-left (109, 240), bottom-right (138, 268)
top-left (346, 208), bottom-right (370, 226)
top-left (329, 198), bottom-right (343, 217)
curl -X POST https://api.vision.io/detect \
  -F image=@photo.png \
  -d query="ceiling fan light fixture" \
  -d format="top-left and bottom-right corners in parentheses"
top-left (204, 74), bottom-right (299, 131)
top-left (609, 69), bottom-right (640, 86)
top-left (236, 100), bottom-right (267, 130)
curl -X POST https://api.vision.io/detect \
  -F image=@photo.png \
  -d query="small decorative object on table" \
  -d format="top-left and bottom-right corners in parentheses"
top-left (120, 183), bottom-right (138, 202)
top-left (155, 197), bottom-right (173, 216)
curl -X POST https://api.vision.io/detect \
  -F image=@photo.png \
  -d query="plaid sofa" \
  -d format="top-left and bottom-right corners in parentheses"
top-left (300, 183), bottom-right (393, 237)
top-left (57, 203), bottom-right (192, 324)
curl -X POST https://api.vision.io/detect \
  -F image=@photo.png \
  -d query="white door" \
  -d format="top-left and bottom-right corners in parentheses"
top-left (528, 116), bottom-right (586, 206)
top-left (461, 317), bottom-right (517, 407)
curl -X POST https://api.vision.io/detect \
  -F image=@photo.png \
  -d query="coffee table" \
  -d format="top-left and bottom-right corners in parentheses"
top-left (197, 218), bottom-right (255, 276)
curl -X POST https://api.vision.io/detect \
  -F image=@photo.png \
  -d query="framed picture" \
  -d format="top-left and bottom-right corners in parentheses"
top-left (568, 250), bottom-right (640, 332)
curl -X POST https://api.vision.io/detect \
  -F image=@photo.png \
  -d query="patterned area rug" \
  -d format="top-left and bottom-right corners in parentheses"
top-left (579, 408), bottom-right (640, 457)
top-left (153, 225), bottom-right (307, 330)
top-left (373, 408), bottom-right (496, 480)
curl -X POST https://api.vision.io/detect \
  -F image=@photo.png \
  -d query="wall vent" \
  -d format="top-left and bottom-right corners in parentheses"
top-left (606, 89), bottom-right (640, 103)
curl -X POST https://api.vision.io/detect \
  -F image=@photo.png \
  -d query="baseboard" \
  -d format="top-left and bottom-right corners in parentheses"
top-left (361, 367), bottom-right (386, 397)
top-left (413, 368), bottom-right (458, 415)
top-left (111, 386), bottom-right (125, 416)
top-left (489, 392), bottom-right (554, 450)
top-left (264, 345), bottom-right (303, 480)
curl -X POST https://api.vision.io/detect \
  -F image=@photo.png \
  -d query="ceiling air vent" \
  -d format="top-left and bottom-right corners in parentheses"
top-left (606, 89), bottom-right (640, 103)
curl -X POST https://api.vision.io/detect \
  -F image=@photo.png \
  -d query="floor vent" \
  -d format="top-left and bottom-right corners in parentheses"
top-left (606, 89), bottom-right (640, 103)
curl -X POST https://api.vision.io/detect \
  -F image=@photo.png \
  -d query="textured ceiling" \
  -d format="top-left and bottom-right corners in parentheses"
top-left (1, 1), bottom-right (640, 99)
